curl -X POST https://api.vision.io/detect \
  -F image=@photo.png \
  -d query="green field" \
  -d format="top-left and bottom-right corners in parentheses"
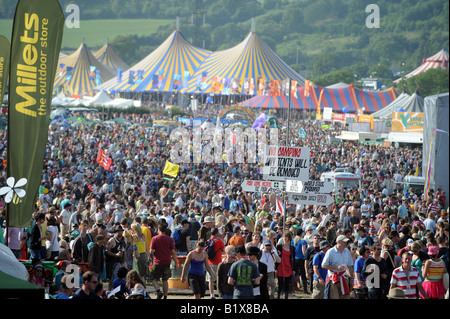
top-left (0, 18), bottom-right (172, 53)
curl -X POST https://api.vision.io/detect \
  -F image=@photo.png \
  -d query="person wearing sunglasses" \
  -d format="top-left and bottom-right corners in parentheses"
top-left (72, 271), bottom-right (101, 300)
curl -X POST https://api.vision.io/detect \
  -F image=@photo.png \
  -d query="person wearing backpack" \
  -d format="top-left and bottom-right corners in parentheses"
top-left (205, 227), bottom-right (225, 299)
top-left (174, 220), bottom-right (191, 256)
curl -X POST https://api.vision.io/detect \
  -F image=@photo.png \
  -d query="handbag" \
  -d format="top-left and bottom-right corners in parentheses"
top-left (46, 227), bottom-right (57, 260)
top-left (443, 273), bottom-right (449, 291)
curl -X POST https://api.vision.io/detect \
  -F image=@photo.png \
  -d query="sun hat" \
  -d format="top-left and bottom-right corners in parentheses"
top-left (427, 245), bottom-right (439, 256)
top-left (320, 240), bottom-right (331, 250)
top-left (204, 216), bottom-right (214, 223)
top-left (387, 288), bottom-right (407, 299)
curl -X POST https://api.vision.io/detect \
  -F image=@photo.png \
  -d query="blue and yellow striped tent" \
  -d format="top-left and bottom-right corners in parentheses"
top-left (180, 31), bottom-right (305, 96)
top-left (53, 42), bottom-right (116, 97)
top-left (95, 30), bottom-right (211, 93)
top-left (94, 43), bottom-right (130, 73)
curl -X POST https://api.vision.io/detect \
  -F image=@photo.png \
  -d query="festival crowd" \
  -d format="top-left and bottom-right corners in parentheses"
top-left (0, 105), bottom-right (448, 300)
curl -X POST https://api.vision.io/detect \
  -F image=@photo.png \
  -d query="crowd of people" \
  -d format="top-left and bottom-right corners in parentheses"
top-left (0, 105), bottom-right (448, 300)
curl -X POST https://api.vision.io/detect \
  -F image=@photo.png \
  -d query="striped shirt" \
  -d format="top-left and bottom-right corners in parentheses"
top-left (390, 265), bottom-right (421, 299)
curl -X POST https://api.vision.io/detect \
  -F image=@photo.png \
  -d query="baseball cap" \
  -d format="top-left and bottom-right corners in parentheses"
top-left (336, 235), bottom-right (350, 243)
top-left (263, 239), bottom-right (272, 246)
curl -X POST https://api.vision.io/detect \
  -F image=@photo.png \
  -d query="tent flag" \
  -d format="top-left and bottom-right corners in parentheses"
top-left (163, 161), bottom-right (180, 178)
top-left (0, 36), bottom-right (10, 104)
top-left (96, 149), bottom-right (112, 170)
top-left (7, 0), bottom-right (64, 227)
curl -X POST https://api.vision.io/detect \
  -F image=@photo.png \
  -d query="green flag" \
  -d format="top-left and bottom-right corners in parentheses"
top-left (6, 0), bottom-right (64, 227)
top-left (0, 35), bottom-right (9, 105)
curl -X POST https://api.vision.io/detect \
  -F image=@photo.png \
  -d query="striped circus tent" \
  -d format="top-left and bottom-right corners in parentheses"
top-left (180, 31), bottom-right (305, 95)
top-left (93, 43), bottom-right (130, 73)
top-left (53, 42), bottom-right (116, 97)
top-left (95, 30), bottom-right (211, 93)
top-left (240, 84), bottom-right (397, 113)
top-left (394, 48), bottom-right (449, 83)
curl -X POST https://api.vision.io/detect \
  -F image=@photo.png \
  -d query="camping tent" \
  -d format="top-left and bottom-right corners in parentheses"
top-left (180, 31), bottom-right (306, 95)
top-left (93, 43), bottom-right (130, 73)
top-left (394, 49), bottom-right (449, 83)
top-left (240, 84), bottom-right (397, 113)
top-left (53, 42), bottom-right (116, 97)
top-left (372, 92), bottom-right (411, 118)
top-left (96, 30), bottom-right (211, 94)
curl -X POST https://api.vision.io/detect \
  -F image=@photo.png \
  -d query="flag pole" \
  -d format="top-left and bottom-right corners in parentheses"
top-left (283, 79), bottom-right (292, 234)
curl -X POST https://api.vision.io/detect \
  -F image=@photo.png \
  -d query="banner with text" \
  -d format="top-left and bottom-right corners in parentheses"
top-left (263, 145), bottom-right (310, 181)
top-left (391, 112), bottom-right (424, 132)
top-left (7, 0), bottom-right (64, 227)
top-left (241, 180), bottom-right (284, 194)
top-left (286, 180), bottom-right (334, 194)
top-left (287, 192), bottom-right (334, 206)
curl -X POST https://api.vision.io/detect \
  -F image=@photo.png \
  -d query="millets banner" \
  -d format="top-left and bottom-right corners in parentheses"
top-left (0, 36), bottom-right (9, 105)
top-left (7, 0), bottom-right (64, 227)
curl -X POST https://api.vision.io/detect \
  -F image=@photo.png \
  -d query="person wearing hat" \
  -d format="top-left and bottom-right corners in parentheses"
top-left (259, 238), bottom-right (280, 299)
top-left (227, 245), bottom-right (260, 299)
top-left (311, 240), bottom-right (331, 299)
top-left (420, 245), bottom-right (447, 299)
top-left (105, 225), bottom-right (126, 286)
top-left (321, 235), bottom-right (354, 299)
top-left (198, 216), bottom-right (215, 242)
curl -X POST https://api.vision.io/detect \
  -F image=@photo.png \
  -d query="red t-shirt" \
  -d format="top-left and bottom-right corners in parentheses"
top-left (150, 234), bottom-right (175, 265)
top-left (208, 236), bottom-right (225, 265)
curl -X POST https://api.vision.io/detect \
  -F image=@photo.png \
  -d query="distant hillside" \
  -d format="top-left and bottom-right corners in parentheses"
top-left (0, 0), bottom-right (448, 81)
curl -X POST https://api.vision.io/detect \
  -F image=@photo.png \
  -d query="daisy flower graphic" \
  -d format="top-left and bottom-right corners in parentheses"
top-left (0, 177), bottom-right (27, 203)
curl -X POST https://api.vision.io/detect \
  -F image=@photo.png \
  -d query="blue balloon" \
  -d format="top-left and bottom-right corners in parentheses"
top-left (398, 108), bottom-right (405, 112)
top-left (342, 107), bottom-right (349, 113)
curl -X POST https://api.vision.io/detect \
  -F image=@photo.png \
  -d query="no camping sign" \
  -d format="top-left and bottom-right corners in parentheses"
top-left (263, 145), bottom-right (310, 181)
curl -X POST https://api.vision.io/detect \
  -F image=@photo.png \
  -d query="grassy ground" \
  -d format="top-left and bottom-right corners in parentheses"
top-left (0, 18), bottom-right (172, 53)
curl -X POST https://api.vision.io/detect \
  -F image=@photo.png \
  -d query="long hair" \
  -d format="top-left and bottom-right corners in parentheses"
top-left (126, 269), bottom-right (146, 289)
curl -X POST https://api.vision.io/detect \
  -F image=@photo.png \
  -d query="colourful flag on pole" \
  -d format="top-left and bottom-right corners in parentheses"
top-left (163, 161), bottom-right (180, 178)
top-left (96, 149), bottom-right (112, 170)
top-left (6, 0), bottom-right (64, 227)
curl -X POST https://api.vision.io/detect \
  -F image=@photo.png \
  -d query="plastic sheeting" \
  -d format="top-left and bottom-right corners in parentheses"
top-left (422, 93), bottom-right (449, 198)
top-left (0, 243), bottom-right (29, 281)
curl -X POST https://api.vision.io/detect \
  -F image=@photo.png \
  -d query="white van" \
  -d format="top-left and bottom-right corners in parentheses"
top-left (403, 176), bottom-right (426, 192)
top-left (320, 168), bottom-right (361, 193)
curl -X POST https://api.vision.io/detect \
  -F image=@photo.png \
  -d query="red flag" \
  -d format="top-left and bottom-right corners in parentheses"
top-left (276, 198), bottom-right (284, 215)
top-left (96, 149), bottom-right (112, 170)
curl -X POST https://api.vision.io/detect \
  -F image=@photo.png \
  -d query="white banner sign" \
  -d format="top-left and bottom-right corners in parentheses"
top-left (241, 180), bottom-right (284, 194)
top-left (263, 145), bottom-right (310, 181)
top-left (287, 193), bottom-right (334, 206)
top-left (286, 180), bottom-right (334, 194)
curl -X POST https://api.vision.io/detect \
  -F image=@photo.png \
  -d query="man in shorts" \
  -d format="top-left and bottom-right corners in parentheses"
top-left (149, 223), bottom-right (178, 299)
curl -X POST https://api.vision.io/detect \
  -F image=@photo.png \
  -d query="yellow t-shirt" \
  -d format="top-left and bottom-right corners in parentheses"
top-left (141, 226), bottom-right (152, 251)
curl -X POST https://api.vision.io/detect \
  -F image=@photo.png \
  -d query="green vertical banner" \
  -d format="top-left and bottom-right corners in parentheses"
top-left (6, 0), bottom-right (64, 227)
top-left (0, 35), bottom-right (9, 105)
